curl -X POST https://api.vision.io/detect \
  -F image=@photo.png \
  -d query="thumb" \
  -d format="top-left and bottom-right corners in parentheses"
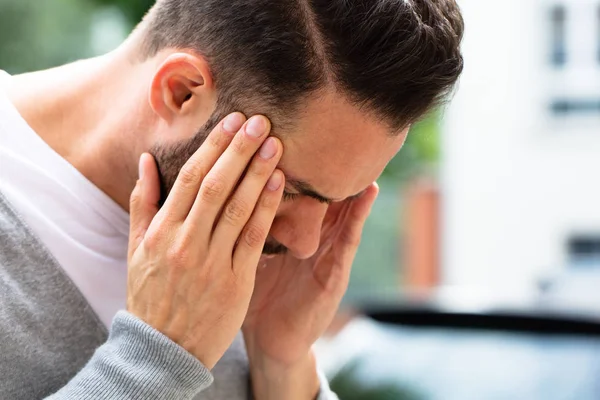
top-left (128, 153), bottom-right (160, 259)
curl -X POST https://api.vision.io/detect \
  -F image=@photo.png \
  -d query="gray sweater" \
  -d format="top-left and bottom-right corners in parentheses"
top-left (0, 192), bottom-right (336, 399)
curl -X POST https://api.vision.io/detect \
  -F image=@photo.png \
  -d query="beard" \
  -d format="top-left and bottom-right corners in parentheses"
top-left (149, 112), bottom-right (222, 207)
top-left (149, 110), bottom-right (288, 256)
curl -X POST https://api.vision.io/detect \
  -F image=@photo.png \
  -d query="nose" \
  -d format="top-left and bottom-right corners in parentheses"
top-left (271, 198), bottom-right (329, 260)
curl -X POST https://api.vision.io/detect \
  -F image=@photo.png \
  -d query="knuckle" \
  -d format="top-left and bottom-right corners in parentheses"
top-left (178, 164), bottom-right (202, 186)
top-left (200, 175), bottom-right (226, 202)
top-left (340, 230), bottom-right (361, 248)
top-left (166, 246), bottom-right (190, 269)
top-left (243, 224), bottom-right (267, 248)
top-left (247, 159), bottom-right (271, 179)
top-left (230, 136), bottom-right (247, 154)
top-left (142, 220), bottom-right (170, 249)
top-left (260, 191), bottom-right (280, 209)
top-left (143, 227), bottom-right (161, 248)
top-left (207, 131), bottom-right (223, 148)
top-left (223, 198), bottom-right (249, 225)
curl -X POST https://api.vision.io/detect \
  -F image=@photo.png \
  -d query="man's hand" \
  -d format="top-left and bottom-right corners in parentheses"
top-left (243, 183), bottom-right (379, 399)
top-left (127, 113), bottom-right (285, 370)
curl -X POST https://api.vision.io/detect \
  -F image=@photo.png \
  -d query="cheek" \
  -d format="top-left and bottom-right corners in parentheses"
top-left (274, 199), bottom-right (296, 217)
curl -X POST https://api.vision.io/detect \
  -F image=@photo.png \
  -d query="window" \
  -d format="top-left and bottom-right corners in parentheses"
top-left (548, 4), bottom-right (600, 116)
top-left (551, 99), bottom-right (600, 114)
top-left (550, 5), bottom-right (567, 66)
top-left (568, 235), bottom-right (600, 268)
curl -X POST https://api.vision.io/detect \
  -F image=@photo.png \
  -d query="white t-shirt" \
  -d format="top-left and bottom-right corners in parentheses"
top-left (0, 70), bottom-right (129, 328)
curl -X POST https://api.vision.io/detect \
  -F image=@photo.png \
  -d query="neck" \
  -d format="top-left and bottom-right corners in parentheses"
top-left (4, 45), bottom-right (153, 211)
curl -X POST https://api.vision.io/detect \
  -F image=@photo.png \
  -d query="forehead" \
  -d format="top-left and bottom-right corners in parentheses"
top-left (277, 90), bottom-right (407, 200)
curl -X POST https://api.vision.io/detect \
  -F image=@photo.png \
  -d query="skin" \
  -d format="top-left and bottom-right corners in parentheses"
top-left (2, 36), bottom-right (407, 398)
top-left (128, 114), bottom-right (286, 370)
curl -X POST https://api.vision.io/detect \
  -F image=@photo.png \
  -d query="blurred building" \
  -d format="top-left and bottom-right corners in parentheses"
top-left (442, 0), bottom-right (600, 291)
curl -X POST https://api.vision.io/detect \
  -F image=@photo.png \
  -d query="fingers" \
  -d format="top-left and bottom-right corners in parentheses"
top-left (184, 115), bottom-right (272, 233)
top-left (128, 153), bottom-right (161, 260)
top-left (338, 182), bottom-right (379, 253)
top-left (320, 200), bottom-right (352, 248)
top-left (211, 137), bottom-right (283, 249)
top-left (232, 170), bottom-right (285, 277)
top-left (162, 112), bottom-right (246, 221)
top-left (315, 183), bottom-right (378, 294)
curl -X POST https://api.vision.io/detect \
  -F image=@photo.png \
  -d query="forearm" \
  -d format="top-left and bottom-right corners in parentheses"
top-left (249, 350), bottom-right (338, 400)
top-left (46, 311), bottom-right (213, 400)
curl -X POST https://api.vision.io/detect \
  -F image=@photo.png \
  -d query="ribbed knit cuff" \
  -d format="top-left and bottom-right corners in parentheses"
top-left (48, 311), bottom-right (213, 400)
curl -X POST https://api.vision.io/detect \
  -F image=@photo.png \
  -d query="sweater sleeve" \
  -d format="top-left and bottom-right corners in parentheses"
top-left (46, 311), bottom-right (213, 400)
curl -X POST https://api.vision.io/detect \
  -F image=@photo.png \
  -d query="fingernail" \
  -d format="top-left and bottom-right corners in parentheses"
top-left (246, 116), bottom-right (267, 138)
top-left (223, 113), bottom-right (245, 133)
top-left (259, 138), bottom-right (278, 160)
top-left (267, 171), bottom-right (283, 191)
top-left (138, 154), bottom-right (145, 180)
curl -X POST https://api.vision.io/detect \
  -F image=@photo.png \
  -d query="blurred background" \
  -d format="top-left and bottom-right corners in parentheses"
top-left (1, 0), bottom-right (600, 399)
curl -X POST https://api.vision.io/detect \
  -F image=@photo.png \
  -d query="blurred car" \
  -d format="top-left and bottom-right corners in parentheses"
top-left (316, 288), bottom-right (600, 400)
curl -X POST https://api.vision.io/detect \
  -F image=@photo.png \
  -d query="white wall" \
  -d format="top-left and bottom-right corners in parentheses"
top-left (441, 0), bottom-right (600, 289)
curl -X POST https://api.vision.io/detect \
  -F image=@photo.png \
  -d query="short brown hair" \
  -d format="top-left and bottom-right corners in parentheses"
top-left (141, 0), bottom-right (464, 132)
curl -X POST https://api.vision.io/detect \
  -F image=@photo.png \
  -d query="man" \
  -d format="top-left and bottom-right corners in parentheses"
top-left (0, 0), bottom-right (463, 399)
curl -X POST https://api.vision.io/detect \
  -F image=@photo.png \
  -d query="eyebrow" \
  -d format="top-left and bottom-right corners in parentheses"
top-left (286, 178), bottom-right (366, 205)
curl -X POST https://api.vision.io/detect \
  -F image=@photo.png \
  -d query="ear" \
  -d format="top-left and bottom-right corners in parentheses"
top-left (149, 52), bottom-right (216, 124)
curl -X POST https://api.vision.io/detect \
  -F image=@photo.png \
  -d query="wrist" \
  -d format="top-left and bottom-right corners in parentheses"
top-left (248, 349), bottom-right (320, 400)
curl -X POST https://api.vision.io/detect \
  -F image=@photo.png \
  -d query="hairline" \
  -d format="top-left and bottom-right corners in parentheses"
top-left (133, 8), bottom-right (414, 135)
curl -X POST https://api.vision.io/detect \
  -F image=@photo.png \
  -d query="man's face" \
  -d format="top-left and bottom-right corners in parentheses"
top-left (152, 89), bottom-right (407, 260)
top-left (269, 90), bottom-right (407, 259)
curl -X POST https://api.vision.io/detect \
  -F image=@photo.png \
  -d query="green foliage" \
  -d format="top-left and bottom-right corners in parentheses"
top-left (90, 0), bottom-right (153, 27)
top-left (330, 362), bottom-right (424, 400)
top-left (0, 0), bottom-right (96, 73)
top-left (380, 111), bottom-right (441, 181)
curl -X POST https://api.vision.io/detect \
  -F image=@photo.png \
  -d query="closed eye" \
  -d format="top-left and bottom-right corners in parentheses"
top-left (282, 191), bottom-right (301, 202)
